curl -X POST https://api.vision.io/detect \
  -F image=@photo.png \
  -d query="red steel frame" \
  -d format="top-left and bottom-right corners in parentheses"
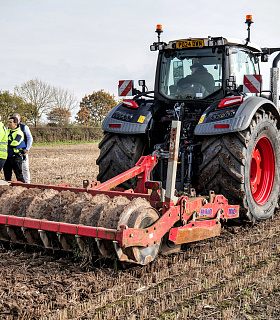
top-left (5, 154), bottom-right (239, 248)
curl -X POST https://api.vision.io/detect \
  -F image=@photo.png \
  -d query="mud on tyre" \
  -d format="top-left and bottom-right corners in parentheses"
top-left (97, 133), bottom-right (146, 189)
top-left (200, 108), bottom-right (280, 221)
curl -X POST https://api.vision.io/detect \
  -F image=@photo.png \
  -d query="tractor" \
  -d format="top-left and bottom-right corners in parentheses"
top-left (97, 15), bottom-right (280, 222)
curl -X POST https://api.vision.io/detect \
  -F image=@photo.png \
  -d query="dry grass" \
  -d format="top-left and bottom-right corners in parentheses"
top-left (44, 218), bottom-right (280, 319)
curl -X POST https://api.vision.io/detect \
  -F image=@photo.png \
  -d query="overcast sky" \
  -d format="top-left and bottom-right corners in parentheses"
top-left (0, 0), bottom-right (280, 112)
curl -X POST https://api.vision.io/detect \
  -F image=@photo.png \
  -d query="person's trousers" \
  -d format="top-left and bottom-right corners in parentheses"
top-left (3, 156), bottom-right (25, 182)
top-left (0, 158), bottom-right (6, 172)
top-left (22, 154), bottom-right (30, 183)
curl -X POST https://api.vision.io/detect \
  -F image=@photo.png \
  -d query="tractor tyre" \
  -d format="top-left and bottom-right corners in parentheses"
top-left (200, 108), bottom-right (280, 221)
top-left (96, 132), bottom-right (146, 189)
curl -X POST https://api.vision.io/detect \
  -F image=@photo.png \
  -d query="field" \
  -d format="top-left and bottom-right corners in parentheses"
top-left (0, 143), bottom-right (280, 319)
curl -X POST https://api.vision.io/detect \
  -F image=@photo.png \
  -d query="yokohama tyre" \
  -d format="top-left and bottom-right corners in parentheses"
top-left (96, 133), bottom-right (146, 189)
top-left (200, 108), bottom-right (280, 221)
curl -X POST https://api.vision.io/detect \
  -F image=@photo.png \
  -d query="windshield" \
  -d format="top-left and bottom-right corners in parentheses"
top-left (159, 48), bottom-right (223, 100)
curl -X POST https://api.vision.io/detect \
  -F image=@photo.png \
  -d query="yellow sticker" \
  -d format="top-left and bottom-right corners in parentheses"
top-left (198, 115), bottom-right (205, 124)
top-left (137, 115), bottom-right (146, 123)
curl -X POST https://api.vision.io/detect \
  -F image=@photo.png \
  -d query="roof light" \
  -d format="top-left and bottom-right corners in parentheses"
top-left (245, 15), bottom-right (253, 44)
top-left (218, 96), bottom-right (243, 108)
top-left (246, 15), bottom-right (253, 23)
top-left (155, 24), bottom-right (163, 42)
top-left (123, 100), bottom-right (139, 109)
top-left (150, 44), bottom-right (157, 51)
top-left (156, 24), bottom-right (163, 33)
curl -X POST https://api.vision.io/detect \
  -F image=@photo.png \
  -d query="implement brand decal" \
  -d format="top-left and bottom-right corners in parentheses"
top-left (200, 208), bottom-right (213, 216)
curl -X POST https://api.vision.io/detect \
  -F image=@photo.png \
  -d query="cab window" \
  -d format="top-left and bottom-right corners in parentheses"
top-left (229, 47), bottom-right (260, 89)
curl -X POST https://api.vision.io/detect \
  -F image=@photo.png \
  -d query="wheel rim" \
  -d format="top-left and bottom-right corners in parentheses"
top-left (250, 137), bottom-right (275, 205)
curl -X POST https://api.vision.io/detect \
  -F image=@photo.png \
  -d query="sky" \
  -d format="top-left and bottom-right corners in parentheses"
top-left (0, 0), bottom-right (280, 114)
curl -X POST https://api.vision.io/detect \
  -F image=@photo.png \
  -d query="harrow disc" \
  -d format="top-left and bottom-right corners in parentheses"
top-left (124, 205), bottom-right (161, 265)
top-left (92, 196), bottom-right (161, 264)
top-left (116, 198), bottom-right (161, 265)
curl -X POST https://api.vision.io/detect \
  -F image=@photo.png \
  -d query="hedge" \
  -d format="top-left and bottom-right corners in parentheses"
top-left (30, 127), bottom-right (104, 143)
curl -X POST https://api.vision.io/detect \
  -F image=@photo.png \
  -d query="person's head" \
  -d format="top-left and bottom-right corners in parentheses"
top-left (190, 62), bottom-right (203, 74)
top-left (12, 113), bottom-right (21, 122)
top-left (8, 116), bottom-right (19, 130)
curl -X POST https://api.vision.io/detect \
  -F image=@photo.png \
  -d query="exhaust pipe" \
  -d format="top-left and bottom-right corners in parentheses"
top-left (270, 52), bottom-right (280, 109)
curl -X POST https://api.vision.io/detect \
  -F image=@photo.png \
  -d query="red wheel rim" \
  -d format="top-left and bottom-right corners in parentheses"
top-left (250, 137), bottom-right (275, 205)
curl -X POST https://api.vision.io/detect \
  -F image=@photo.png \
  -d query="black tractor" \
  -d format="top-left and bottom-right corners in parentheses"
top-left (97, 16), bottom-right (280, 222)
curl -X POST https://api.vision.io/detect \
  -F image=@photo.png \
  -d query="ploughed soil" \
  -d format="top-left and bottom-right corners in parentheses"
top-left (0, 144), bottom-right (280, 319)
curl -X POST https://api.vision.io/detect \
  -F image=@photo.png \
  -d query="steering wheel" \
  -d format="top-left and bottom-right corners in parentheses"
top-left (176, 81), bottom-right (208, 99)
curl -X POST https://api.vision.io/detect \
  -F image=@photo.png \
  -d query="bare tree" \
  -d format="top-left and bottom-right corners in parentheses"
top-left (15, 78), bottom-right (54, 127)
top-left (52, 87), bottom-right (77, 112)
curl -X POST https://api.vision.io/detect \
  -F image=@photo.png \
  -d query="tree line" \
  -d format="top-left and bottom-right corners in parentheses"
top-left (0, 78), bottom-right (118, 127)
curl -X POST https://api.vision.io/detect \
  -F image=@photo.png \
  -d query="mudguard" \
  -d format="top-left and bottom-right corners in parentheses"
top-left (101, 101), bottom-right (153, 134)
top-left (194, 96), bottom-right (280, 135)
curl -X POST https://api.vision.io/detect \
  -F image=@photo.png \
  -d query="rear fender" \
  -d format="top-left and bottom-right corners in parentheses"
top-left (194, 96), bottom-right (280, 135)
top-left (101, 101), bottom-right (153, 134)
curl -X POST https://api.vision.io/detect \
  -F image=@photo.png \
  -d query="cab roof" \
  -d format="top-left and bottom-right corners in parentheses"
top-left (165, 37), bottom-right (262, 53)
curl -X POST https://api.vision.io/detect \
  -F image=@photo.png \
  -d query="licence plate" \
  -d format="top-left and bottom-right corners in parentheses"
top-left (176, 40), bottom-right (204, 49)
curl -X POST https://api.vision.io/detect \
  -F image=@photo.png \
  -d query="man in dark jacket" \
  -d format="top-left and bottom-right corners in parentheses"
top-left (177, 63), bottom-right (215, 96)
top-left (3, 116), bottom-right (25, 182)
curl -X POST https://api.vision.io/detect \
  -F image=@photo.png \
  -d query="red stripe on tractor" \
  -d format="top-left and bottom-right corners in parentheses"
top-left (121, 83), bottom-right (132, 96)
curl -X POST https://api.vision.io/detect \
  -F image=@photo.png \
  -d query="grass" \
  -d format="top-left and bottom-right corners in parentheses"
top-left (33, 140), bottom-right (100, 147)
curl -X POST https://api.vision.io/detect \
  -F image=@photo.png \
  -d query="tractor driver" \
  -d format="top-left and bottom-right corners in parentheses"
top-left (177, 63), bottom-right (215, 96)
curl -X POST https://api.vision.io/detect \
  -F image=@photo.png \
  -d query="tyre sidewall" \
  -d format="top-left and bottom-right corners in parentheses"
top-left (244, 116), bottom-right (280, 221)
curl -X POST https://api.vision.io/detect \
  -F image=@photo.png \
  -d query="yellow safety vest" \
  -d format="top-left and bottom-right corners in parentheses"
top-left (0, 122), bottom-right (8, 160)
top-left (7, 126), bottom-right (24, 157)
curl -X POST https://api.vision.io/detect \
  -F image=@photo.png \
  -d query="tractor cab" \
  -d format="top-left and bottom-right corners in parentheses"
top-left (152, 33), bottom-right (262, 105)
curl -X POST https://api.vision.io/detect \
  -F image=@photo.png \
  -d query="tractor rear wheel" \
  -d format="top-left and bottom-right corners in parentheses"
top-left (96, 133), bottom-right (146, 189)
top-left (200, 108), bottom-right (280, 221)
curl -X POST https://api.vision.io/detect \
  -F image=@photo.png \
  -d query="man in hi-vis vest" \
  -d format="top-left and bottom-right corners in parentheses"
top-left (0, 115), bottom-right (8, 172)
top-left (3, 116), bottom-right (25, 182)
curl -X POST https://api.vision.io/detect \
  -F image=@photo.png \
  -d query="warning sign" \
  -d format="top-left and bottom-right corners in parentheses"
top-left (118, 80), bottom-right (133, 96)
top-left (243, 75), bottom-right (261, 93)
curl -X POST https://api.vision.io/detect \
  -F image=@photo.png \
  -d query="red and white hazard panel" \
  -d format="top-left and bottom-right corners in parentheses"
top-left (118, 80), bottom-right (133, 96)
top-left (243, 75), bottom-right (262, 93)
